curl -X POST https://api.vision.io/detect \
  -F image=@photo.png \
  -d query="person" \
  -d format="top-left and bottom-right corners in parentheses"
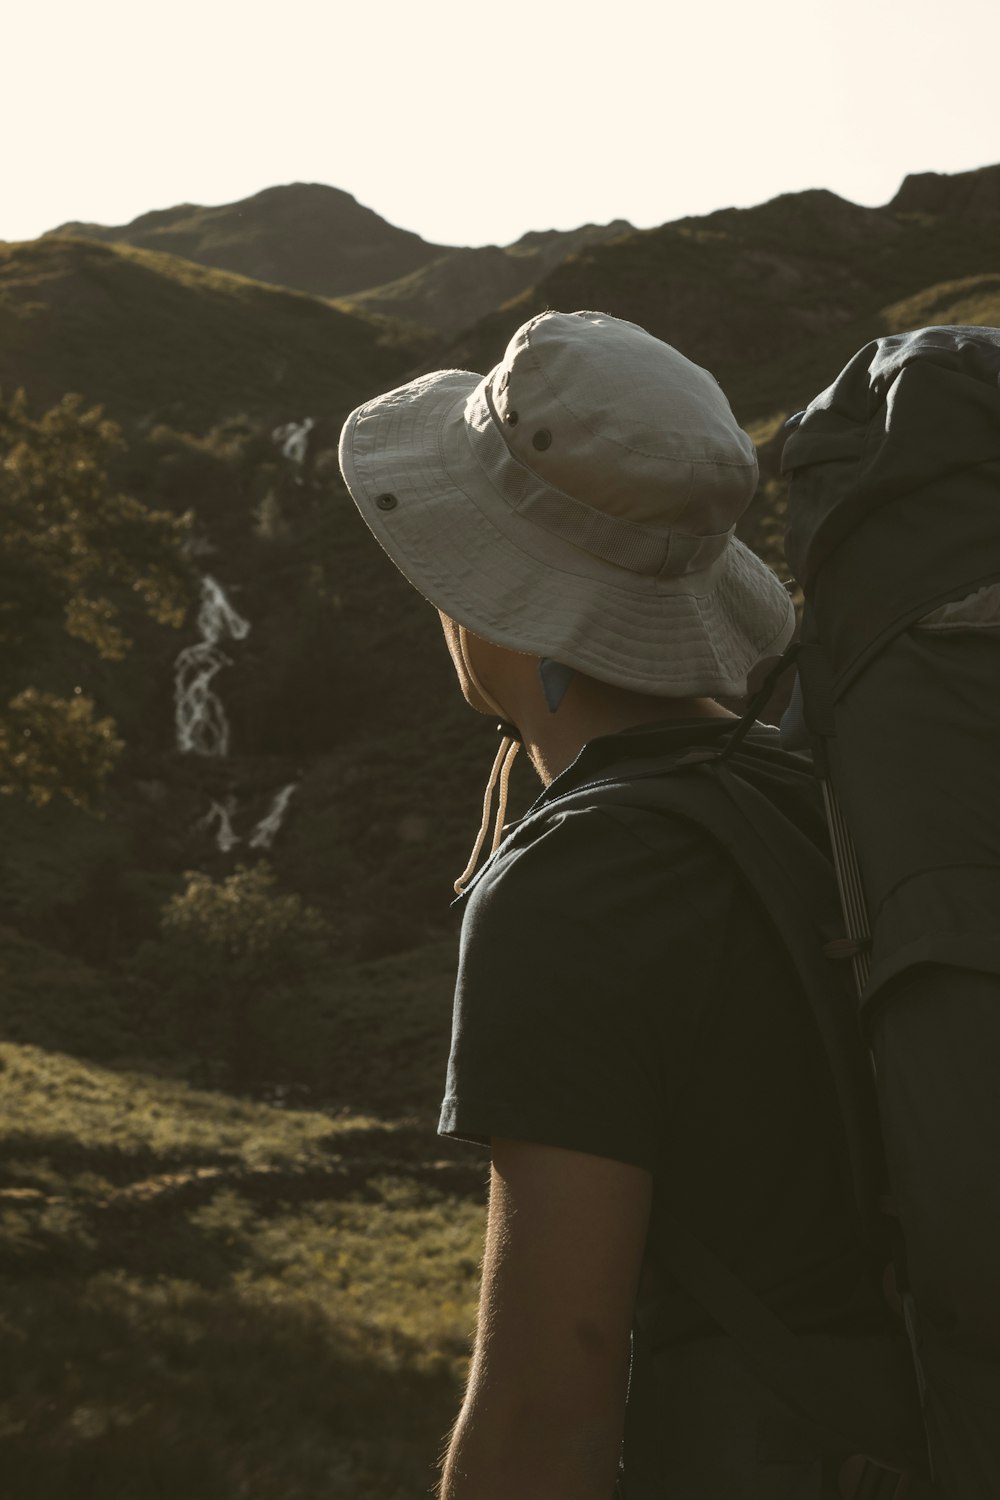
top-left (338, 311), bottom-right (922, 1498)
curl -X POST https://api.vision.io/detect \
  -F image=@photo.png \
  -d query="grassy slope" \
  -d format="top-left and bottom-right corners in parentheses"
top-left (0, 930), bottom-right (486, 1500)
top-left (880, 271), bottom-right (1000, 332)
top-left (0, 236), bottom-right (430, 433)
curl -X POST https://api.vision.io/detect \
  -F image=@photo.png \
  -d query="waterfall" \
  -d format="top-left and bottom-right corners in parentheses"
top-left (194, 787), bottom-right (296, 856)
top-left (197, 797), bottom-right (240, 854)
top-left (174, 575), bottom-right (251, 757)
top-left (249, 784), bottom-right (297, 849)
top-left (272, 417), bottom-right (314, 466)
top-left (176, 576), bottom-right (298, 855)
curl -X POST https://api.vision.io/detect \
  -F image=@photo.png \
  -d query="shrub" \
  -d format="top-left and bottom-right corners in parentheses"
top-left (135, 863), bottom-right (331, 1082)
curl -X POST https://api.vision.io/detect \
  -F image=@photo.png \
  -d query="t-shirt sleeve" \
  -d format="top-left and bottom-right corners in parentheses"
top-left (438, 804), bottom-right (717, 1172)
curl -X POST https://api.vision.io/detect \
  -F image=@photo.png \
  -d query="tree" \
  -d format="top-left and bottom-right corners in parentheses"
top-left (160, 862), bottom-right (329, 978)
top-left (0, 390), bottom-right (193, 807)
top-left (142, 862), bottom-right (331, 1080)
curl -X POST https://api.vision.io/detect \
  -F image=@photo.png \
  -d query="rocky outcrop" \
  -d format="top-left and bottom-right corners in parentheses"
top-left (889, 164), bottom-right (1000, 220)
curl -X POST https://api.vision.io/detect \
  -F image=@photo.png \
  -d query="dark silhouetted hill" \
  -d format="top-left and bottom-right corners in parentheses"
top-left (338, 220), bottom-right (634, 336)
top-left (47, 183), bottom-right (452, 301)
top-left (889, 162), bottom-right (1000, 220)
top-left (0, 234), bottom-right (432, 432)
top-left (444, 172), bottom-right (1000, 424)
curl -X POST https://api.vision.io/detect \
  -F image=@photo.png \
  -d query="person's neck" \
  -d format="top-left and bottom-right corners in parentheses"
top-left (515, 689), bottom-right (736, 787)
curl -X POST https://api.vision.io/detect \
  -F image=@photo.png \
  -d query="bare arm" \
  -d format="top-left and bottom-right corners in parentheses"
top-left (440, 1139), bottom-right (652, 1500)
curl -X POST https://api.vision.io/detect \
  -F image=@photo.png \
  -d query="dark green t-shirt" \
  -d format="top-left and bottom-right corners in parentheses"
top-left (439, 717), bottom-right (887, 1346)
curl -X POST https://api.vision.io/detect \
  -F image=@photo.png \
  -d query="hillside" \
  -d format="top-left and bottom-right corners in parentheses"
top-left (879, 270), bottom-right (1000, 333)
top-left (446, 166), bottom-right (1000, 426)
top-left (0, 228), bottom-right (512, 960)
top-left (3, 168), bottom-right (1000, 971)
top-left (49, 183), bottom-right (636, 342)
top-left (47, 182), bottom-right (451, 301)
top-left (0, 234), bottom-right (431, 433)
top-left (889, 161), bottom-right (1000, 218)
top-left (337, 219), bottom-right (633, 336)
top-left (42, 166), bottom-right (1000, 407)
top-left (0, 930), bottom-right (485, 1500)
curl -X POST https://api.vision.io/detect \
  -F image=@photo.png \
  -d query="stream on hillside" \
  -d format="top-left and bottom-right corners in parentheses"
top-left (175, 573), bottom-right (298, 853)
top-left (174, 418), bottom-right (315, 851)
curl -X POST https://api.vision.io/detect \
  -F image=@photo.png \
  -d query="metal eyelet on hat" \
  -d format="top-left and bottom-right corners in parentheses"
top-left (532, 428), bottom-right (552, 451)
top-left (376, 493), bottom-right (398, 511)
top-left (505, 410), bottom-right (519, 426)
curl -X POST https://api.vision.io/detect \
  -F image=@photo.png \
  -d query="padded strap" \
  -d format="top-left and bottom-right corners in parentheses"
top-left (562, 755), bottom-right (884, 1235)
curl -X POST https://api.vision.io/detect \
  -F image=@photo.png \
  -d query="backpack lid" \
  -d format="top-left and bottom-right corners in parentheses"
top-left (782, 326), bottom-right (1000, 690)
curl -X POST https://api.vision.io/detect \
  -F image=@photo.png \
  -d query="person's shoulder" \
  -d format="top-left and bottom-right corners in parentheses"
top-left (470, 802), bottom-right (633, 906)
top-left (463, 790), bottom-right (722, 940)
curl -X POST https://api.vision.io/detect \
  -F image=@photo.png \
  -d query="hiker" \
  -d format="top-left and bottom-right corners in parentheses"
top-left (339, 311), bottom-right (929, 1498)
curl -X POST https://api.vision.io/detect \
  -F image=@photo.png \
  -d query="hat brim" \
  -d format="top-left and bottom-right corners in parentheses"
top-left (339, 370), bottom-right (795, 698)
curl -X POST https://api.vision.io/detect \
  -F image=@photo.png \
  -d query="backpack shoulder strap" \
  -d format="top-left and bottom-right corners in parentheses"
top-left (550, 759), bottom-right (928, 1476)
top-left (549, 754), bottom-right (883, 1235)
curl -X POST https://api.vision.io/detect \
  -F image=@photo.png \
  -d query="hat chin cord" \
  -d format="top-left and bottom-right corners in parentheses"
top-left (454, 626), bottom-right (521, 895)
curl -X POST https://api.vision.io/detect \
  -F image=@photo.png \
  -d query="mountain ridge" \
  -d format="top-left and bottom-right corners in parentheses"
top-left (46, 182), bottom-right (453, 302)
top-left (40, 165), bottom-right (1000, 359)
top-left (442, 170), bottom-right (1000, 424)
top-left (889, 162), bottom-right (1000, 218)
top-left (44, 181), bottom-right (639, 340)
top-left (336, 219), bottom-right (635, 337)
top-left (10, 164), bottom-right (1000, 447)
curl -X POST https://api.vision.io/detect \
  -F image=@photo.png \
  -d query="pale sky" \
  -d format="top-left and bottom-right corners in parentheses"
top-left (5, 0), bottom-right (999, 248)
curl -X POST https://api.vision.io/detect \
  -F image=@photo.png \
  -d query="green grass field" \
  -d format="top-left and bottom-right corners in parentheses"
top-left (0, 936), bottom-right (488, 1500)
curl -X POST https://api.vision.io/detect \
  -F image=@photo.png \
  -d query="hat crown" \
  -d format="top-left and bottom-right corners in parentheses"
top-left (338, 307), bottom-right (794, 702)
top-left (489, 311), bottom-right (757, 535)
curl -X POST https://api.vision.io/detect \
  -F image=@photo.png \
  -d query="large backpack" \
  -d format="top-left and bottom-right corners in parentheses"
top-left (779, 324), bottom-right (1000, 1498)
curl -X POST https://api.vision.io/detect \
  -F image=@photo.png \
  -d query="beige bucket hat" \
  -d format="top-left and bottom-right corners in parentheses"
top-left (338, 309), bottom-right (794, 699)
